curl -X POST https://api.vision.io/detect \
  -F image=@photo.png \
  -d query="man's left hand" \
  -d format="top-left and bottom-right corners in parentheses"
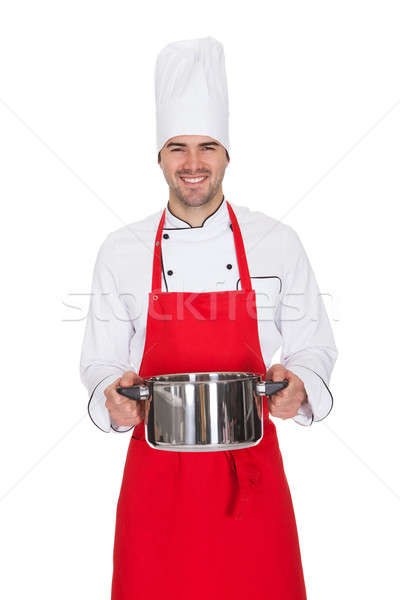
top-left (267, 364), bottom-right (308, 419)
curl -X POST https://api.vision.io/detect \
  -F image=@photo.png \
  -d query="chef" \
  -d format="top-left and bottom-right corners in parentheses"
top-left (80, 36), bottom-right (337, 600)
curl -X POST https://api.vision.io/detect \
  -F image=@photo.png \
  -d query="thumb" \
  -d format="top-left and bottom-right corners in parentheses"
top-left (119, 370), bottom-right (143, 387)
top-left (267, 363), bottom-right (287, 382)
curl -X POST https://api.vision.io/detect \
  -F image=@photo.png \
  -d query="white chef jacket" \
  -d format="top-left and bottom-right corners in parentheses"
top-left (80, 196), bottom-right (337, 432)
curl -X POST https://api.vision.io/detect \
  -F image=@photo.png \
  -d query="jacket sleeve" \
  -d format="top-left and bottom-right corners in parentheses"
top-left (274, 227), bottom-right (338, 426)
top-left (79, 236), bottom-right (135, 433)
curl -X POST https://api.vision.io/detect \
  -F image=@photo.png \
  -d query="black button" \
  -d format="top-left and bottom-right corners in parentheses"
top-left (167, 270), bottom-right (173, 276)
top-left (226, 264), bottom-right (232, 270)
top-left (229, 224), bottom-right (233, 231)
top-left (163, 233), bottom-right (169, 239)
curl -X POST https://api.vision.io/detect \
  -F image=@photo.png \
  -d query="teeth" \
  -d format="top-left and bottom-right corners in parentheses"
top-left (182, 176), bottom-right (206, 183)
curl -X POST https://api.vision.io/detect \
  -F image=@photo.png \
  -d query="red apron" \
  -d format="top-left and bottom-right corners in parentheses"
top-left (111, 202), bottom-right (307, 599)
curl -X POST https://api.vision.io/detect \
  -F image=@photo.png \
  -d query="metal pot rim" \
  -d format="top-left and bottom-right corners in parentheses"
top-left (143, 371), bottom-right (261, 386)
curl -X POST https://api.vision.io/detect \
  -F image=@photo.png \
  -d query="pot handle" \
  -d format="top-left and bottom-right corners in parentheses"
top-left (117, 385), bottom-right (150, 401)
top-left (256, 379), bottom-right (288, 396)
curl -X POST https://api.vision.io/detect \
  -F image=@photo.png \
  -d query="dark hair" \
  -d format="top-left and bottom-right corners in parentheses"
top-left (158, 149), bottom-right (230, 162)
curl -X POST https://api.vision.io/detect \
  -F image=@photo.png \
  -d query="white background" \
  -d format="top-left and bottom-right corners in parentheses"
top-left (1, 1), bottom-right (399, 598)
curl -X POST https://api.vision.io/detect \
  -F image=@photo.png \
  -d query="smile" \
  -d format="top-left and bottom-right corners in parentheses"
top-left (180, 176), bottom-right (208, 185)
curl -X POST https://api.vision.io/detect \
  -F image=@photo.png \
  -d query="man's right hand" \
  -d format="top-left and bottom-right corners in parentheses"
top-left (105, 371), bottom-right (145, 427)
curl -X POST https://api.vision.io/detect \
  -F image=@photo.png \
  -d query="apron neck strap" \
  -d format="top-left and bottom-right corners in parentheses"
top-left (151, 201), bottom-right (252, 292)
top-left (226, 201), bottom-right (252, 291)
top-left (152, 208), bottom-right (167, 293)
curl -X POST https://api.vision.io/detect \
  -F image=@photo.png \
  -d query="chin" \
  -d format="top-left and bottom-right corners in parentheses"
top-left (177, 190), bottom-right (207, 206)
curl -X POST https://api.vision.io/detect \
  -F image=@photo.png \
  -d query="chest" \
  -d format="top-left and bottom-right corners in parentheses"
top-left (117, 230), bottom-right (283, 325)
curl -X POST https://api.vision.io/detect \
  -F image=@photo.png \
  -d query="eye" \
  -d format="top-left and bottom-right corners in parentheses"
top-left (203, 146), bottom-right (215, 150)
top-left (171, 148), bottom-right (182, 152)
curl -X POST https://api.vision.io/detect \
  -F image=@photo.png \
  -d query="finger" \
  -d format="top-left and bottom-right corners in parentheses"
top-left (275, 383), bottom-right (305, 405)
top-left (270, 387), bottom-right (290, 400)
top-left (269, 395), bottom-right (290, 410)
top-left (108, 387), bottom-right (127, 405)
top-left (109, 399), bottom-right (142, 423)
top-left (109, 389), bottom-right (143, 413)
top-left (269, 405), bottom-right (296, 419)
top-left (121, 399), bottom-right (141, 418)
top-left (111, 412), bottom-right (142, 427)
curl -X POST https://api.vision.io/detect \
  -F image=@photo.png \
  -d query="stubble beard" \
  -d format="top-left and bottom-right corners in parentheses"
top-left (172, 174), bottom-right (223, 208)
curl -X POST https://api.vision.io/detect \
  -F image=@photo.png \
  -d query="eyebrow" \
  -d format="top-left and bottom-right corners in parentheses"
top-left (165, 141), bottom-right (220, 149)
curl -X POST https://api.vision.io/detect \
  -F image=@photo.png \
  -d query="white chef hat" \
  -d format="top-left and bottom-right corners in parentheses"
top-left (155, 36), bottom-right (230, 156)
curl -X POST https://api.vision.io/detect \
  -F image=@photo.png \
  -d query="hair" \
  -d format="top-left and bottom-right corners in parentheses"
top-left (158, 148), bottom-right (230, 162)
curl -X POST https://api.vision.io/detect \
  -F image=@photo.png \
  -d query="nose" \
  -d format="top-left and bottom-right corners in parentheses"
top-left (181, 151), bottom-right (207, 175)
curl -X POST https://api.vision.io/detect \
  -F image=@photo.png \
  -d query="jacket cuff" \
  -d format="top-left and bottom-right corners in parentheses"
top-left (87, 374), bottom-right (133, 433)
top-left (288, 364), bottom-right (334, 425)
top-left (292, 396), bottom-right (314, 426)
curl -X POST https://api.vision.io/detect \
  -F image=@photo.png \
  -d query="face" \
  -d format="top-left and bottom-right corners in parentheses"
top-left (158, 135), bottom-right (229, 208)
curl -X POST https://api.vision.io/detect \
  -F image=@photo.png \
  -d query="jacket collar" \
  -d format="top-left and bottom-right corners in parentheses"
top-left (164, 195), bottom-right (229, 229)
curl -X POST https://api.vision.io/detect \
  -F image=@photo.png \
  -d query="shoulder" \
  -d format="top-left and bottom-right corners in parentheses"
top-left (229, 200), bottom-right (302, 250)
top-left (96, 208), bottom-right (163, 262)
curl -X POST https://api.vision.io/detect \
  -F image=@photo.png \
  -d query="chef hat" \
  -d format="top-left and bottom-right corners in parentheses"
top-left (155, 36), bottom-right (230, 156)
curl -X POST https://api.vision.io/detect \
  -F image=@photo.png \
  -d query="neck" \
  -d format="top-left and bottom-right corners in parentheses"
top-left (167, 191), bottom-right (225, 227)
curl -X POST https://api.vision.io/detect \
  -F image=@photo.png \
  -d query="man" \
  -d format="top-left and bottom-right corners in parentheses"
top-left (80, 36), bottom-right (337, 599)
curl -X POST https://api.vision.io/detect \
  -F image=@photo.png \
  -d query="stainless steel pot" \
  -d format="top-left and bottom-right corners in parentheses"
top-left (117, 372), bottom-right (288, 452)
